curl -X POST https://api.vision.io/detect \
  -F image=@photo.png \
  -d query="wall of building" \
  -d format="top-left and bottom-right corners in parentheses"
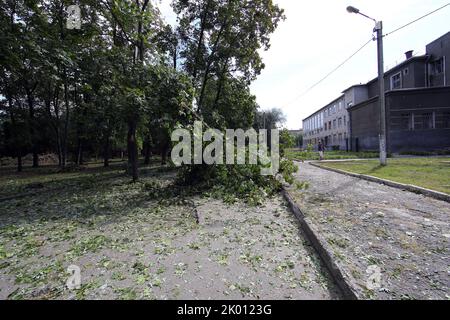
top-left (367, 58), bottom-right (428, 99)
top-left (387, 87), bottom-right (450, 152)
top-left (343, 86), bottom-right (369, 108)
top-left (349, 97), bottom-right (380, 152)
top-left (413, 61), bottom-right (427, 88)
top-left (303, 96), bottom-right (350, 150)
top-left (349, 87), bottom-right (450, 153)
top-left (426, 32), bottom-right (450, 87)
top-left (322, 96), bottom-right (349, 150)
top-left (302, 109), bottom-right (324, 149)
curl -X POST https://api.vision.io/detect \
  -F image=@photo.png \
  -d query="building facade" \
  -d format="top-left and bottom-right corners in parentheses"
top-left (302, 31), bottom-right (450, 153)
top-left (303, 95), bottom-right (349, 150)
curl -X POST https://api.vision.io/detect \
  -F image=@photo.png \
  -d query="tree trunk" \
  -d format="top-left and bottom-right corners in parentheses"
top-left (173, 48), bottom-right (177, 70)
top-left (144, 135), bottom-right (151, 165)
top-left (62, 75), bottom-right (70, 168)
top-left (192, 0), bottom-right (211, 80)
top-left (198, 21), bottom-right (227, 111)
top-left (103, 136), bottom-right (110, 167)
top-left (17, 153), bottom-right (22, 173)
top-left (26, 87), bottom-right (39, 168)
top-left (127, 121), bottom-right (138, 182)
top-left (144, 149), bottom-right (151, 165)
top-left (214, 58), bottom-right (229, 107)
top-left (50, 87), bottom-right (63, 167)
top-left (76, 138), bottom-right (83, 165)
top-left (161, 146), bottom-right (168, 165)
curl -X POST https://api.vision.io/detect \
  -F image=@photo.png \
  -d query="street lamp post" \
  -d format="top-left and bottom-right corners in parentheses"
top-left (347, 6), bottom-right (387, 165)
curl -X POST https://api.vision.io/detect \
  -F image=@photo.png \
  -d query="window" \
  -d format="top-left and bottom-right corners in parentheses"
top-left (432, 58), bottom-right (444, 74)
top-left (390, 112), bottom-right (413, 131)
top-left (435, 112), bottom-right (450, 129)
top-left (338, 133), bottom-right (342, 142)
top-left (333, 119), bottom-right (336, 129)
top-left (414, 112), bottom-right (433, 130)
top-left (391, 72), bottom-right (402, 90)
top-left (338, 117), bottom-right (342, 127)
top-left (344, 116), bottom-right (346, 126)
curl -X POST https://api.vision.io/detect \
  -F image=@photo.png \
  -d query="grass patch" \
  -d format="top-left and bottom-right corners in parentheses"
top-left (285, 149), bottom-right (380, 161)
top-left (319, 157), bottom-right (450, 194)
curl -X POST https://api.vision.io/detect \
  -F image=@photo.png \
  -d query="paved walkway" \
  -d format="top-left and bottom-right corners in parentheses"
top-left (288, 162), bottom-right (449, 300)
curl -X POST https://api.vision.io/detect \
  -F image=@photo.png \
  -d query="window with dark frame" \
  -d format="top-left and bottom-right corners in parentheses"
top-left (390, 112), bottom-right (412, 131)
top-left (414, 112), bottom-right (433, 130)
top-left (433, 58), bottom-right (444, 74)
top-left (435, 111), bottom-right (450, 129)
top-left (390, 72), bottom-right (402, 90)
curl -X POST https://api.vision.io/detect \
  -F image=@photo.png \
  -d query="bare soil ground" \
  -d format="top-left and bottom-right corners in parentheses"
top-left (0, 164), bottom-right (339, 300)
top-left (288, 162), bottom-right (449, 300)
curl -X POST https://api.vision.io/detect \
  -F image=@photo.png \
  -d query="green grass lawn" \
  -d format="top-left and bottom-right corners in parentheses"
top-left (285, 149), bottom-right (379, 161)
top-left (319, 157), bottom-right (450, 194)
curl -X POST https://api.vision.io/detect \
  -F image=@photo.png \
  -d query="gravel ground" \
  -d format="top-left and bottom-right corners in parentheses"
top-left (0, 167), bottom-right (339, 300)
top-left (288, 162), bottom-right (450, 300)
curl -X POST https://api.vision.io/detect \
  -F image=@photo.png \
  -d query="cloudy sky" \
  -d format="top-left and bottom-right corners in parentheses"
top-left (156, 0), bottom-right (450, 129)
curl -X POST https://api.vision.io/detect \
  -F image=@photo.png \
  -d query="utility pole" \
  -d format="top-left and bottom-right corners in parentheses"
top-left (375, 21), bottom-right (387, 165)
top-left (263, 112), bottom-right (266, 129)
top-left (347, 6), bottom-right (388, 166)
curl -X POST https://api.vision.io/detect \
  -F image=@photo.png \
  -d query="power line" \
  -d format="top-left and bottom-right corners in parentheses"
top-left (384, 2), bottom-right (450, 37)
top-left (282, 2), bottom-right (450, 109)
top-left (282, 38), bottom-right (373, 108)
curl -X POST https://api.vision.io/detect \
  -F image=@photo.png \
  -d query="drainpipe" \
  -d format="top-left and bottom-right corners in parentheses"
top-left (348, 112), bottom-right (352, 152)
top-left (425, 54), bottom-right (432, 87)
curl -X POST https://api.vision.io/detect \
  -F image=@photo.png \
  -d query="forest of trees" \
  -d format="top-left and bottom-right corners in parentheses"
top-left (0, 0), bottom-right (285, 183)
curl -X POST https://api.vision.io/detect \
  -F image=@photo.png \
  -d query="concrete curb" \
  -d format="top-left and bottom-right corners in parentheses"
top-left (281, 188), bottom-right (359, 300)
top-left (309, 162), bottom-right (450, 203)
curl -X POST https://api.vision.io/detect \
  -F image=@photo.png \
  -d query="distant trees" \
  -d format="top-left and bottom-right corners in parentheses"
top-left (254, 108), bottom-right (287, 130)
top-left (0, 0), bottom-right (285, 183)
top-left (0, 0), bottom-right (192, 176)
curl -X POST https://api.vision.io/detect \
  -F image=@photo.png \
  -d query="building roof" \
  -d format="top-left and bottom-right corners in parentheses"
top-left (341, 84), bottom-right (366, 94)
top-left (426, 31), bottom-right (450, 48)
top-left (302, 94), bottom-right (344, 121)
top-left (366, 55), bottom-right (428, 85)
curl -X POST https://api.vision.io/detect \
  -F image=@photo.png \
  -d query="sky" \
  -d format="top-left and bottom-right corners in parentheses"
top-left (156, 0), bottom-right (450, 129)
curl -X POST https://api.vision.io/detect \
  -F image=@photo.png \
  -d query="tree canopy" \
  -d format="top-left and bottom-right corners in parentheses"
top-left (0, 0), bottom-right (287, 192)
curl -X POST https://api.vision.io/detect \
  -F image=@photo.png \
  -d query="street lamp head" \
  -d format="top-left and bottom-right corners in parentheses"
top-left (346, 6), bottom-right (360, 14)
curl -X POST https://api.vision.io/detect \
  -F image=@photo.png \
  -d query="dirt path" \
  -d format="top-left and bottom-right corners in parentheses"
top-left (0, 168), bottom-right (339, 300)
top-left (288, 162), bottom-right (449, 300)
